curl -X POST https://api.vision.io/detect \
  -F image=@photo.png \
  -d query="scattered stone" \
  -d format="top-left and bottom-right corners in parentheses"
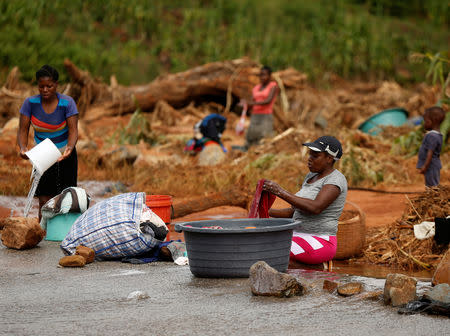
top-left (97, 146), bottom-right (139, 168)
top-left (423, 283), bottom-right (450, 305)
top-left (432, 248), bottom-right (450, 286)
top-left (0, 217), bottom-right (45, 249)
top-left (59, 255), bottom-right (86, 267)
top-left (384, 273), bottom-right (417, 307)
top-left (323, 279), bottom-right (339, 293)
top-left (133, 152), bottom-right (183, 168)
top-left (77, 139), bottom-right (98, 151)
top-left (75, 245), bottom-right (95, 264)
top-left (197, 143), bottom-right (226, 166)
top-left (127, 291), bottom-right (149, 301)
top-left (357, 290), bottom-right (383, 301)
top-left (337, 282), bottom-right (363, 296)
top-left (249, 261), bottom-right (304, 298)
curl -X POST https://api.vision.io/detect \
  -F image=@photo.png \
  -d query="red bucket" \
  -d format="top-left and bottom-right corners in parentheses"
top-left (145, 195), bottom-right (173, 224)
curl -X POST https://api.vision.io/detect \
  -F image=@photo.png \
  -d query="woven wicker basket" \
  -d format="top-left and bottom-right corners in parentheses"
top-left (335, 201), bottom-right (366, 260)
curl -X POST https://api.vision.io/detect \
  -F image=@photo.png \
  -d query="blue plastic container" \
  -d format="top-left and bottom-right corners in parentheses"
top-left (45, 213), bottom-right (81, 241)
top-left (358, 108), bottom-right (409, 135)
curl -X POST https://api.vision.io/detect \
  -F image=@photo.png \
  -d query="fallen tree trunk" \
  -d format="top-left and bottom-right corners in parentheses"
top-left (65, 58), bottom-right (261, 122)
top-left (64, 58), bottom-right (306, 126)
top-left (172, 188), bottom-right (251, 219)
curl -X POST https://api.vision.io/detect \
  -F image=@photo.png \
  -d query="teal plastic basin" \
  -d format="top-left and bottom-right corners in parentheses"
top-left (45, 213), bottom-right (81, 241)
top-left (358, 108), bottom-right (409, 135)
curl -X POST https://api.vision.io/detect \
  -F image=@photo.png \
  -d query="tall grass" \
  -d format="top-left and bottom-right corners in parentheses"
top-left (0, 0), bottom-right (448, 85)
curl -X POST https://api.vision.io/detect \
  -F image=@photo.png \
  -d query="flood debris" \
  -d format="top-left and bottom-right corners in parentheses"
top-left (0, 217), bottom-right (45, 249)
top-left (362, 185), bottom-right (450, 271)
top-left (383, 273), bottom-right (417, 307)
top-left (249, 261), bottom-right (304, 298)
top-left (398, 284), bottom-right (450, 317)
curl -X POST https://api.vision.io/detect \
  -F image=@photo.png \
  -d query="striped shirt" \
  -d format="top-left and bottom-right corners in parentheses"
top-left (19, 93), bottom-right (78, 149)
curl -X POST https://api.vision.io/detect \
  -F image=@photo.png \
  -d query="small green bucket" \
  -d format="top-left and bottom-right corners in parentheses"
top-left (45, 213), bottom-right (81, 241)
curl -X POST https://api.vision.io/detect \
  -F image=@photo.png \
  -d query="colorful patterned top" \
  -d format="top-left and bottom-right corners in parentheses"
top-left (19, 93), bottom-right (78, 149)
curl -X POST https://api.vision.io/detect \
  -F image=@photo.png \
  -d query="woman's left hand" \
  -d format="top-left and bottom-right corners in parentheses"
top-left (58, 146), bottom-right (72, 162)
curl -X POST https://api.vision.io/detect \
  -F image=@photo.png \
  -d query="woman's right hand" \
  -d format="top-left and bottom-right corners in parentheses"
top-left (263, 180), bottom-right (284, 197)
top-left (19, 148), bottom-right (29, 160)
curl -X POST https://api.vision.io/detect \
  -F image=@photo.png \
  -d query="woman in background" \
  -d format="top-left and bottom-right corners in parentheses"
top-left (241, 65), bottom-right (279, 148)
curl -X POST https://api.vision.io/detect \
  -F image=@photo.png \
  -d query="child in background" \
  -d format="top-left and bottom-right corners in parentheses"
top-left (417, 106), bottom-right (445, 187)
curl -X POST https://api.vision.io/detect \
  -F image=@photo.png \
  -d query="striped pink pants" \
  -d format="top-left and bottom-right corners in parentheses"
top-left (290, 232), bottom-right (337, 264)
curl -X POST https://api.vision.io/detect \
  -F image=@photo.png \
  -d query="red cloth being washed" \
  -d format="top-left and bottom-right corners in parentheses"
top-left (248, 179), bottom-right (276, 218)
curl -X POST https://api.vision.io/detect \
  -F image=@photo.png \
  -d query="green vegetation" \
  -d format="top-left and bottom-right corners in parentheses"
top-left (0, 0), bottom-right (448, 85)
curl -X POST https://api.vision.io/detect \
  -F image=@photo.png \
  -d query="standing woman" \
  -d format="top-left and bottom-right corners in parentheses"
top-left (17, 65), bottom-right (79, 221)
top-left (242, 65), bottom-right (279, 148)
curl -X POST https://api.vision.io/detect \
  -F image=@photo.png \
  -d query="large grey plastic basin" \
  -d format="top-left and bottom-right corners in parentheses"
top-left (174, 218), bottom-right (297, 278)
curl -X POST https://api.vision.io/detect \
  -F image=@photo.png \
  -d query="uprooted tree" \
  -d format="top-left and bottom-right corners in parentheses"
top-left (63, 58), bottom-right (306, 129)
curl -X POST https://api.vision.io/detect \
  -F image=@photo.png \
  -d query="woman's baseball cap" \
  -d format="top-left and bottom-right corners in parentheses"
top-left (303, 135), bottom-right (343, 160)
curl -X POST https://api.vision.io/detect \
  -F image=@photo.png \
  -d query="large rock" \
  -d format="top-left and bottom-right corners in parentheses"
top-left (432, 249), bottom-right (450, 286)
top-left (424, 283), bottom-right (450, 305)
top-left (249, 261), bottom-right (304, 298)
top-left (0, 217), bottom-right (45, 249)
top-left (337, 282), bottom-right (363, 297)
top-left (384, 273), bottom-right (417, 307)
top-left (197, 143), bottom-right (226, 166)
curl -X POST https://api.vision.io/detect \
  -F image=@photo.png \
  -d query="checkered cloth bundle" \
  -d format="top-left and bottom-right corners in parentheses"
top-left (61, 192), bottom-right (159, 259)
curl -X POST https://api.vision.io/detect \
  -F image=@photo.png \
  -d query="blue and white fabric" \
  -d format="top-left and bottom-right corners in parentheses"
top-left (60, 192), bottom-right (159, 259)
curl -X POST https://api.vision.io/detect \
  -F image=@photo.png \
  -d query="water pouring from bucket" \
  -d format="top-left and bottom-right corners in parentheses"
top-left (23, 138), bottom-right (62, 217)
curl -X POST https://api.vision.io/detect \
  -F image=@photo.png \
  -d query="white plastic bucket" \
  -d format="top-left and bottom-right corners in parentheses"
top-left (25, 138), bottom-right (62, 175)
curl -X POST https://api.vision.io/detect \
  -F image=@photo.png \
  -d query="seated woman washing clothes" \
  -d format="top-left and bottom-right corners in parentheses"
top-left (262, 136), bottom-right (347, 265)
